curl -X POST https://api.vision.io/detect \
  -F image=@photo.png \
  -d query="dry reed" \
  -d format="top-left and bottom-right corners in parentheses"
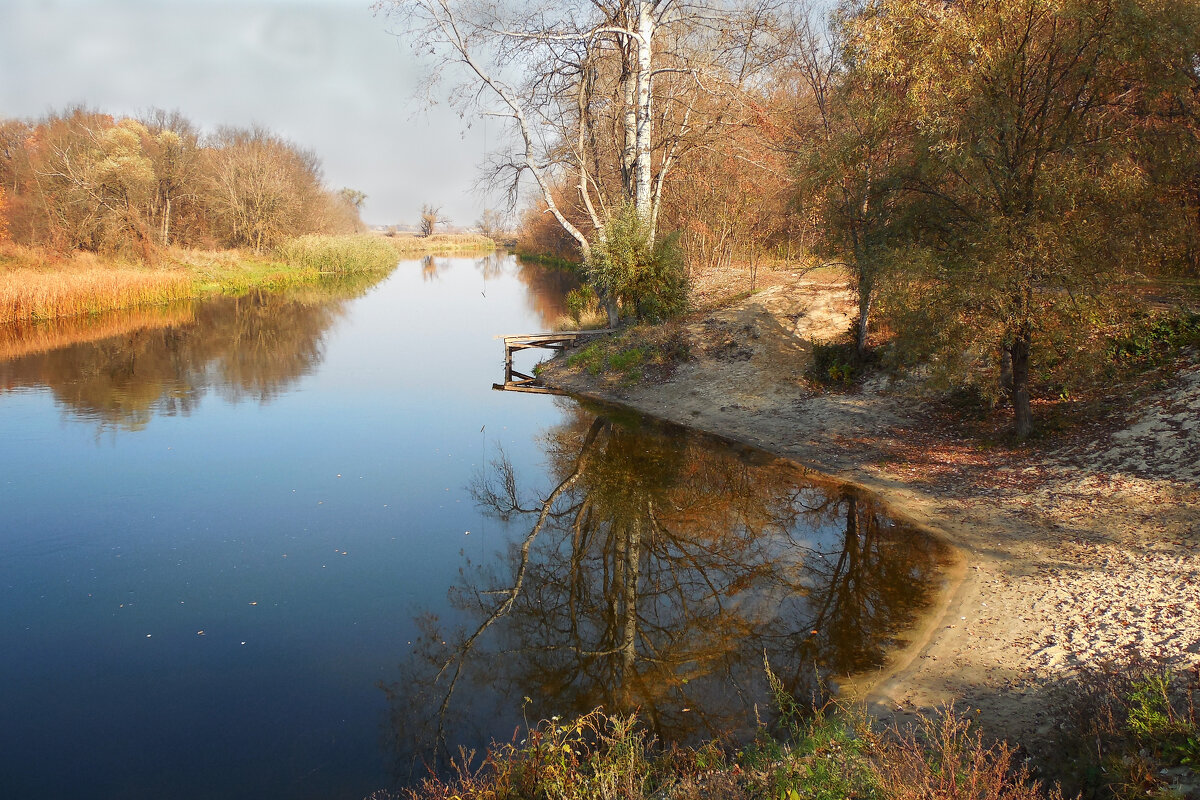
top-left (0, 266), bottom-right (191, 325)
top-left (384, 232), bottom-right (496, 254)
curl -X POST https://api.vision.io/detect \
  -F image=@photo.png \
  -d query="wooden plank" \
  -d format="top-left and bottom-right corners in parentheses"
top-left (492, 383), bottom-right (566, 395)
top-left (495, 328), bottom-right (618, 341)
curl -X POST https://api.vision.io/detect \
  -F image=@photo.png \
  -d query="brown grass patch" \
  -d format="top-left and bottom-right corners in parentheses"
top-left (0, 245), bottom-right (191, 324)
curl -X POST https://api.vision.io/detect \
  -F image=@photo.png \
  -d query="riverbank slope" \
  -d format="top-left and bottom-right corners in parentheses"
top-left (538, 268), bottom-right (1200, 757)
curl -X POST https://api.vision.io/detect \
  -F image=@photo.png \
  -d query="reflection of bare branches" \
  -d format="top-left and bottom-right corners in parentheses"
top-left (424, 417), bottom-right (609, 761)
top-left (421, 255), bottom-right (448, 281)
top-left (384, 410), bottom-right (947, 774)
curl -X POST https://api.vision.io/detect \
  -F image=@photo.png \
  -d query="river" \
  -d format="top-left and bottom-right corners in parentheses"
top-left (0, 252), bottom-right (945, 799)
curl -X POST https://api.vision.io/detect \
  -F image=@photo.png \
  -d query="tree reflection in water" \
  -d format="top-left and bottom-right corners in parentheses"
top-left (0, 283), bottom-right (372, 431)
top-left (382, 405), bottom-right (948, 776)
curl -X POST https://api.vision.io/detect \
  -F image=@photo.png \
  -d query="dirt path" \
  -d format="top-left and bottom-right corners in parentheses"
top-left (539, 271), bottom-right (1200, 751)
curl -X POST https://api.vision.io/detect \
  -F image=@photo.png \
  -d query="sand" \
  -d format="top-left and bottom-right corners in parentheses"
top-left (538, 268), bottom-right (1200, 755)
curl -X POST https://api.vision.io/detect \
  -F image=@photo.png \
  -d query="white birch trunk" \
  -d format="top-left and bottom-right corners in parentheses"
top-left (634, 0), bottom-right (654, 237)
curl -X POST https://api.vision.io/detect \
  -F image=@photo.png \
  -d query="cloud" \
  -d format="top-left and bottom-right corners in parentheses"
top-left (0, 0), bottom-right (493, 225)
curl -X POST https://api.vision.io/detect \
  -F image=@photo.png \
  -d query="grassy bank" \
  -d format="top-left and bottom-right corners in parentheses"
top-left (0, 233), bottom-right (484, 324)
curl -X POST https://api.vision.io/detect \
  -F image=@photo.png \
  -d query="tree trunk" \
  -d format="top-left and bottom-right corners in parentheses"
top-left (1009, 328), bottom-right (1033, 439)
top-left (161, 194), bottom-right (171, 246)
top-left (855, 284), bottom-right (872, 358)
top-left (634, 0), bottom-right (654, 230)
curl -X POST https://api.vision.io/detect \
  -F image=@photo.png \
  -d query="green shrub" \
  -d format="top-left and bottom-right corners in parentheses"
top-left (585, 205), bottom-right (689, 323)
top-left (566, 285), bottom-right (598, 325)
top-left (1108, 311), bottom-right (1200, 365)
top-left (808, 340), bottom-right (862, 386)
top-left (1048, 656), bottom-right (1200, 800)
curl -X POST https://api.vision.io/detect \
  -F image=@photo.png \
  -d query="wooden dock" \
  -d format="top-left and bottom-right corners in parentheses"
top-left (492, 329), bottom-right (615, 393)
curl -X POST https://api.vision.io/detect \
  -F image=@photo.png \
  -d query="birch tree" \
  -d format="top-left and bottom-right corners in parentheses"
top-left (375, 0), bottom-right (790, 301)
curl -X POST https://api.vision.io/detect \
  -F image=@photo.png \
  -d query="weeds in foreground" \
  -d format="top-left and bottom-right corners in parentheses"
top-left (1048, 657), bottom-right (1199, 800)
top-left (392, 666), bottom-right (1060, 800)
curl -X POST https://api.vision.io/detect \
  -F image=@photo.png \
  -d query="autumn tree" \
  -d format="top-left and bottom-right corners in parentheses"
top-left (200, 126), bottom-right (327, 253)
top-left (475, 208), bottom-right (506, 240)
top-left (139, 109), bottom-right (204, 247)
top-left (848, 0), bottom-right (1159, 438)
top-left (786, 3), bottom-right (914, 358)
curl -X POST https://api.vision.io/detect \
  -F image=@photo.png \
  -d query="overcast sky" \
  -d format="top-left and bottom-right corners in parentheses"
top-left (0, 0), bottom-right (492, 227)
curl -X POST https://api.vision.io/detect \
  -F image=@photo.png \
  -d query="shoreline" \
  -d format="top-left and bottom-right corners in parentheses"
top-left (0, 234), bottom-right (497, 325)
top-left (538, 270), bottom-right (1200, 753)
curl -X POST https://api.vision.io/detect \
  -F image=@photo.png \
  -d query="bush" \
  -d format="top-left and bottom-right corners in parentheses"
top-left (566, 285), bottom-right (598, 325)
top-left (1049, 657), bottom-right (1200, 800)
top-left (1107, 311), bottom-right (1200, 366)
top-left (808, 340), bottom-right (864, 386)
top-left (586, 205), bottom-right (689, 323)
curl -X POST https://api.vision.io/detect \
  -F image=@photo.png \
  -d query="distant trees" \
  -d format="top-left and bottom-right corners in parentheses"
top-left (475, 208), bottom-right (506, 241)
top-left (0, 107), bottom-right (365, 257)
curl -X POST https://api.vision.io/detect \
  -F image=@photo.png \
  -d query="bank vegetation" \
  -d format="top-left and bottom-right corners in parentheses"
top-left (0, 107), bottom-right (496, 323)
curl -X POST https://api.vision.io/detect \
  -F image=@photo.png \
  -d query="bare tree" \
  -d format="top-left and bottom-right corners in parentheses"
top-left (475, 207), bottom-right (506, 240)
top-left (375, 0), bottom-right (791, 258)
top-left (419, 203), bottom-right (441, 236)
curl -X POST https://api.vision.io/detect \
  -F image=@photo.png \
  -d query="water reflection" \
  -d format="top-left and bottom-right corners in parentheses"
top-left (511, 257), bottom-right (579, 327)
top-left (0, 290), bottom-right (352, 431)
top-left (383, 405), bottom-right (947, 774)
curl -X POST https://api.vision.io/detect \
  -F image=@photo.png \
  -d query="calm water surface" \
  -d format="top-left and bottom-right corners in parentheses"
top-left (0, 253), bottom-right (944, 799)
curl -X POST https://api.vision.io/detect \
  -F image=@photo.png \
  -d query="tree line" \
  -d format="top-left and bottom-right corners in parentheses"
top-left (380, 0), bottom-right (1199, 437)
top-left (0, 107), bottom-right (365, 258)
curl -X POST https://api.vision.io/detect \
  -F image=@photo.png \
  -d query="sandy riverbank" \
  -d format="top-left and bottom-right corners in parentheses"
top-left (538, 268), bottom-right (1200, 756)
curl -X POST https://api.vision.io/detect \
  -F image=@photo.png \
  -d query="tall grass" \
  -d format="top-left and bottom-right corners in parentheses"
top-left (275, 234), bottom-right (401, 274)
top-left (0, 235), bottom-right (402, 324)
top-left (385, 232), bottom-right (496, 254)
top-left (0, 263), bottom-right (191, 324)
